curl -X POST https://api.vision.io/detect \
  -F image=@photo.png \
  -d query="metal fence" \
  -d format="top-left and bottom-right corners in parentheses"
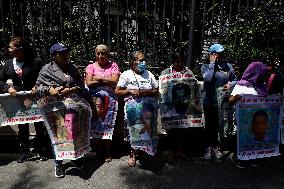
top-left (0, 0), bottom-right (283, 73)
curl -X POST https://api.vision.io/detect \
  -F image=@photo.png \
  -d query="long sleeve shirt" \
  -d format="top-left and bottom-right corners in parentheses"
top-left (201, 62), bottom-right (237, 105)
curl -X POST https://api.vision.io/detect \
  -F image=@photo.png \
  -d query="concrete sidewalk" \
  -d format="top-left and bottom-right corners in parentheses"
top-left (1, 152), bottom-right (284, 189)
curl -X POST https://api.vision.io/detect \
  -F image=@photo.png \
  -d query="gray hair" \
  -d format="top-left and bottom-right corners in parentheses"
top-left (95, 44), bottom-right (110, 57)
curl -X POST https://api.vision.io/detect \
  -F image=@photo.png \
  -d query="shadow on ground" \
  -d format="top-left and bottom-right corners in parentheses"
top-left (119, 157), bottom-right (284, 189)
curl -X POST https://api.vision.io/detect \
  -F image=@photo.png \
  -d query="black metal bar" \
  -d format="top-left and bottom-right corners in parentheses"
top-left (187, 0), bottom-right (196, 68)
top-left (20, 1), bottom-right (25, 37)
top-left (0, 0), bottom-right (3, 30)
top-left (200, 0), bottom-right (207, 60)
top-left (170, 0), bottom-right (175, 52)
top-left (116, 0), bottom-right (120, 52)
top-left (98, 0), bottom-right (101, 43)
top-left (244, 0), bottom-right (249, 26)
top-left (69, 0), bottom-right (73, 43)
top-left (40, 0), bottom-right (46, 61)
top-left (9, 0), bottom-right (14, 36)
top-left (218, 0), bottom-right (225, 41)
top-left (107, 0), bottom-right (111, 47)
top-left (88, 0), bottom-right (93, 58)
top-left (226, 0), bottom-right (233, 42)
top-left (126, 0), bottom-right (129, 59)
top-left (179, 0), bottom-right (184, 50)
top-left (59, 0), bottom-right (63, 40)
top-left (49, 0), bottom-right (54, 40)
top-left (153, 0), bottom-right (157, 63)
top-left (234, 0), bottom-right (241, 44)
top-left (79, 0), bottom-right (82, 44)
top-left (135, 0), bottom-right (138, 45)
top-left (30, 1), bottom-right (35, 44)
top-left (210, 0), bottom-right (215, 44)
top-left (162, 0), bottom-right (166, 62)
top-left (144, 0), bottom-right (147, 55)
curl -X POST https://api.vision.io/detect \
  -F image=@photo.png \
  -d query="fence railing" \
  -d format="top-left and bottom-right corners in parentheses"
top-left (0, 0), bottom-right (283, 72)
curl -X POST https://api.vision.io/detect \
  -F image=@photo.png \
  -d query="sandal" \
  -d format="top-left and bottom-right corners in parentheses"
top-left (105, 157), bottom-right (112, 163)
top-left (128, 151), bottom-right (136, 167)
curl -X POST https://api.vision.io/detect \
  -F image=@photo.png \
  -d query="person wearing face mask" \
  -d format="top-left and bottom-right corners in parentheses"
top-left (115, 51), bottom-right (159, 167)
top-left (85, 44), bottom-right (120, 163)
top-left (201, 44), bottom-right (238, 160)
top-left (0, 37), bottom-right (48, 163)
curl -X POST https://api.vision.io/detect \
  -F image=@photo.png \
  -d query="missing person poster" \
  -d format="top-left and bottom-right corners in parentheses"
top-left (37, 93), bottom-right (92, 160)
top-left (0, 92), bottom-right (43, 126)
top-left (125, 97), bottom-right (158, 156)
top-left (159, 72), bottom-right (204, 129)
top-left (236, 95), bottom-right (282, 160)
top-left (89, 87), bottom-right (118, 140)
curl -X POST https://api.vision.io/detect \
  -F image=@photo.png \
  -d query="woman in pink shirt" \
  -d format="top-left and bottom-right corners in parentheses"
top-left (85, 44), bottom-right (120, 162)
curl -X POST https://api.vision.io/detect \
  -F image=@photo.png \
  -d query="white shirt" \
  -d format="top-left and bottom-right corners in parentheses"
top-left (117, 69), bottom-right (158, 90)
top-left (231, 84), bottom-right (258, 96)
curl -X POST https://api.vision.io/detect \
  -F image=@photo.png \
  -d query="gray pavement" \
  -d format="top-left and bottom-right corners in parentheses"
top-left (1, 152), bottom-right (284, 189)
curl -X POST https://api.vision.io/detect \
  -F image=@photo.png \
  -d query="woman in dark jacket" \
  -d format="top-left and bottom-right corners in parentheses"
top-left (0, 37), bottom-right (47, 163)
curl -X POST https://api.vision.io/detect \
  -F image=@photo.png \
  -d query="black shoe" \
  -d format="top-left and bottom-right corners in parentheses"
top-left (17, 152), bottom-right (31, 163)
top-left (55, 164), bottom-right (65, 178)
top-left (249, 159), bottom-right (260, 168)
top-left (39, 155), bottom-right (48, 161)
top-left (70, 159), bottom-right (84, 170)
top-left (230, 154), bottom-right (247, 169)
top-left (38, 151), bottom-right (48, 161)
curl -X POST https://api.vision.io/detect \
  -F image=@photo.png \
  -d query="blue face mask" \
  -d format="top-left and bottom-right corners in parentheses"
top-left (136, 60), bottom-right (146, 72)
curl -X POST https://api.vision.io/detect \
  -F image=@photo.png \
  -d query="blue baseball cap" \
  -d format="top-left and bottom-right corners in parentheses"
top-left (50, 43), bottom-right (67, 55)
top-left (208, 44), bottom-right (225, 54)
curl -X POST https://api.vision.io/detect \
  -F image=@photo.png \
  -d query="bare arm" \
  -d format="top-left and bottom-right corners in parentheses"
top-left (115, 86), bottom-right (139, 97)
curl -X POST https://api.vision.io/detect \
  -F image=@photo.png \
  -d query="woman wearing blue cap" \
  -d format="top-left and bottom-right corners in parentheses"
top-left (201, 43), bottom-right (237, 160)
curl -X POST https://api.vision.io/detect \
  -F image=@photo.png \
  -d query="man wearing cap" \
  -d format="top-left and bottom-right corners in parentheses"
top-left (201, 43), bottom-right (237, 160)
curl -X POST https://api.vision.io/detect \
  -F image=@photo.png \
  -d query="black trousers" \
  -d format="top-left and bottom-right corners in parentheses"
top-left (203, 105), bottom-right (219, 148)
top-left (18, 122), bottom-right (47, 152)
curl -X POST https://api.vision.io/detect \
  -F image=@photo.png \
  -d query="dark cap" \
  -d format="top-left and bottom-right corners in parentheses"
top-left (50, 43), bottom-right (67, 55)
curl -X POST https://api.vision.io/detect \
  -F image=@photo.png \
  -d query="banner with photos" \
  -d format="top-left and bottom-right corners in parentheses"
top-left (236, 95), bottom-right (282, 160)
top-left (90, 87), bottom-right (118, 140)
top-left (37, 93), bottom-right (92, 160)
top-left (0, 91), bottom-right (43, 126)
top-left (216, 87), bottom-right (236, 138)
top-left (125, 97), bottom-right (158, 156)
top-left (159, 72), bottom-right (204, 129)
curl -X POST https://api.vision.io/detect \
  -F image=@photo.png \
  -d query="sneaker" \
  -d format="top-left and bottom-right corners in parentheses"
top-left (212, 147), bottom-right (223, 159)
top-left (204, 147), bottom-right (212, 160)
top-left (230, 154), bottom-right (247, 169)
top-left (70, 160), bottom-right (84, 170)
top-left (17, 152), bottom-right (31, 163)
top-left (55, 164), bottom-right (65, 178)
